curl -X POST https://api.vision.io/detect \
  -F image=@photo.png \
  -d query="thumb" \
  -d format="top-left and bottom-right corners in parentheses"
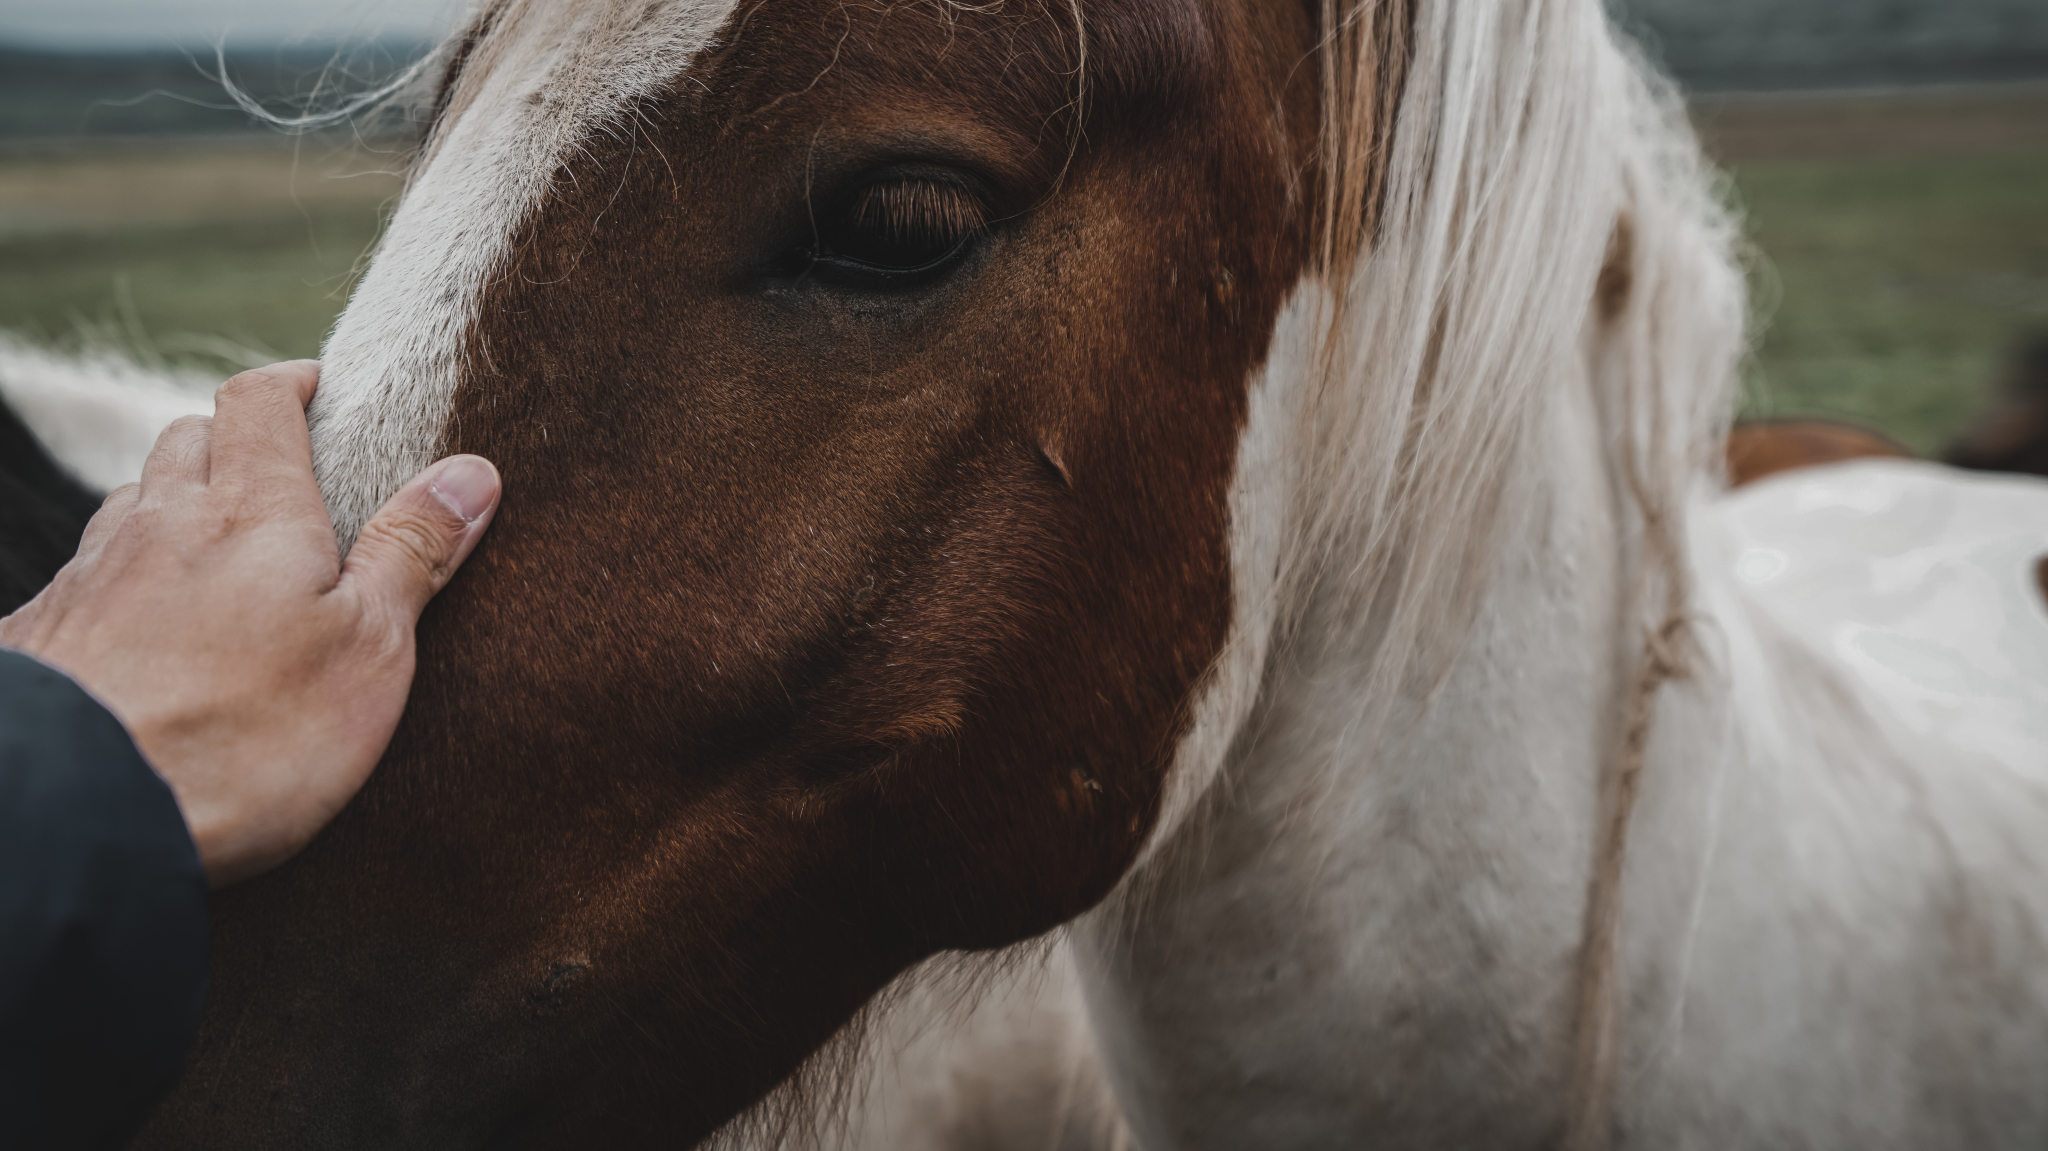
top-left (343, 455), bottom-right (501, 622)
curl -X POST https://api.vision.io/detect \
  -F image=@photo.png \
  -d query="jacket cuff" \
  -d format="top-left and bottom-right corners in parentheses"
top-left (0, 647), bottom-right (209, 1148)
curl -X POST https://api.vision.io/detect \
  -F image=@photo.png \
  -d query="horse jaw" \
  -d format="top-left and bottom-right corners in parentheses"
top-left (701, 283), bottom-right (1324, 1151)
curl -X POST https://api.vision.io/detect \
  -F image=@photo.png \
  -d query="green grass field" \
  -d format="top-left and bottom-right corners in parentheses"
top-left (1730, 146), bottom-right (2048, 453)
top-left (0, 140), bottom-right (398, 370)
top-left (0, 209), bottom-right (384, 365)
top-left (1, 92), bottom-right (2045, 454)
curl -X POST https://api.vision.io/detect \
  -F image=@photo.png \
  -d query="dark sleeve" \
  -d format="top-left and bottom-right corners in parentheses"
top-left (0, 397), bottom-right (102, 617)
top-left (0, 649), bottom-right (208, 1151)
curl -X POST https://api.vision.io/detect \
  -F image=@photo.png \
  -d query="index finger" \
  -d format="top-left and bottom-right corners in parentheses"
top-left (206, 360), bottom-right (322, 492)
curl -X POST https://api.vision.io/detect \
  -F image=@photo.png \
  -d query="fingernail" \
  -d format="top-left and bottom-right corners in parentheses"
top-left (429, 456), bottom-right (501, 524)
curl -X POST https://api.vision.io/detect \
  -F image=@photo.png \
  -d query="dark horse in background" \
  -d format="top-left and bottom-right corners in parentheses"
top-left (4, 0), bottom-right (2048, 1147)
top-left (0, 401), bottom-right (100, 613)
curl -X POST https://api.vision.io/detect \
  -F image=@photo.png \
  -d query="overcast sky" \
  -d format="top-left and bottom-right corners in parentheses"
top-left (1, 0), bottom-right (465, 50)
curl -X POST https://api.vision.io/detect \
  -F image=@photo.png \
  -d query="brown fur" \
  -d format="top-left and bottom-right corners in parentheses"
top-left (138, 0), bottom-right (1414, 1146)
top-left (1725, 418), bottom-right (1913, 488)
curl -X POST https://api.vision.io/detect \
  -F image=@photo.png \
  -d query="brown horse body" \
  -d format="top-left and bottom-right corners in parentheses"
top-left (1724, 419), bottom-right (1910, 488)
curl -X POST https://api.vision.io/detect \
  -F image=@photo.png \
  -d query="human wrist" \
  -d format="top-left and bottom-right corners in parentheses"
top-left (157, 782), bottom-right (249, 887)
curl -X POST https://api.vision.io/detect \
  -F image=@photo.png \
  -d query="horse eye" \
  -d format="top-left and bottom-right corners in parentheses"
top-left (811, 179), bottom-right (987, 278)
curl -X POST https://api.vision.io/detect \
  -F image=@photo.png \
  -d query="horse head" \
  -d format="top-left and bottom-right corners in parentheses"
top-left (141, 0), bottom-right (1411, 1143)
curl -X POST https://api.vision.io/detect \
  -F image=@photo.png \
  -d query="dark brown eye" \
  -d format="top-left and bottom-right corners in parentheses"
top-left (811, 178), bottom-right (987, 279)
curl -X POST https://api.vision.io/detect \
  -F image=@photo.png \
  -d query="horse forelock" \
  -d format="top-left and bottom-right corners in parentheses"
top-left (310, 0), bottom-right (744, 549)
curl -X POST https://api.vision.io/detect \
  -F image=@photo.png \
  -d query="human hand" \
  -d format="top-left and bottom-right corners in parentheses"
top-left (0, 361), bottom-right (500, 886)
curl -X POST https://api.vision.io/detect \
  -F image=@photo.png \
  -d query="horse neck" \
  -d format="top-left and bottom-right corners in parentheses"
top-left (1074, 360), bottom-right (2048, 1148)
top-left (1070, 342), bottom-right (1715, 1144)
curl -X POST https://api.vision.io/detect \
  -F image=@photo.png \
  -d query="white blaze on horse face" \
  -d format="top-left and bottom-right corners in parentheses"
top-left (310, 0), bottom-right (742, 549)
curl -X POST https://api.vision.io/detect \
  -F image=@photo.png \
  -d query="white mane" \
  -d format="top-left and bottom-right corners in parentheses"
top-left (1149, 0), bottom-right (1744, 874)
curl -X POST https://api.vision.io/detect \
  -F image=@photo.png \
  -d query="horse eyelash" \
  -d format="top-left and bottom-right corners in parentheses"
top-left (849, 181), bottom-right (989, 242)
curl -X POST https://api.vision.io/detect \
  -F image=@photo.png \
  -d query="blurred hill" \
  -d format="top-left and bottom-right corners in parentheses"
top-left (1612, 0), bottom-right (2048, 91)
top-left (0, 43), bottom-right (428, 139)
top-left (3, 0), bottom-right (2047, 140)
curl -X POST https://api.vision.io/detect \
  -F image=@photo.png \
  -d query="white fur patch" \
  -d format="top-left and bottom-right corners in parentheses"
top-left (0, 333), bottom-right (214, 492)
top-left (310, 0), bottom-right (743, 549)
top-left (1717, 459), bottom-right (2048, 767)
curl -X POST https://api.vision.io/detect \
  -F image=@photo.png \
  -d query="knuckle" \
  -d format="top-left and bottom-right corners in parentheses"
top-left (203, 506), bottom-right (244, 543)
top-left (215, 369), bottom-right (276, 403)
top-left (217, 361), bottom-right (315, 405)
top-left (146, 417), bottom-right (211, 476)
top-left (359, 509), bottom-right (453, 579)
top-left (365, 602), bottom-right (421, 657)
top-left (84, 489), bottom-right (138, 536)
